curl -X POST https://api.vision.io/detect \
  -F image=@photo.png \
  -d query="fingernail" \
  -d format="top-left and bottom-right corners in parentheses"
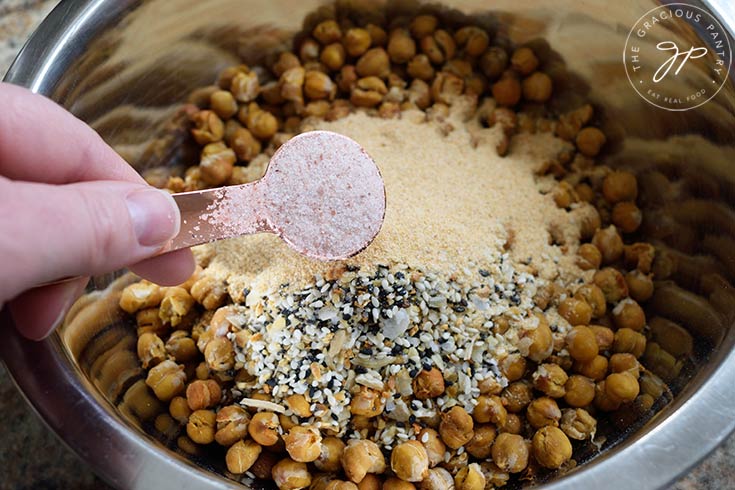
top-left (126, 188), bottom-right (180, 247)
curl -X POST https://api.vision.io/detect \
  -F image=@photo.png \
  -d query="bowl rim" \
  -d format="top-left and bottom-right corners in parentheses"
top-left (4, 0), bottom-right (735, 489)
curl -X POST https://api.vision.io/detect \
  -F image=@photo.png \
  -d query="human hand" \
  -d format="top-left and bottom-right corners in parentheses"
top-left (0, 83), bottom-right (195, 340)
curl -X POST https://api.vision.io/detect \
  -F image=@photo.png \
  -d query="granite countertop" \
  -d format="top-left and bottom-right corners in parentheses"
top-left (0, 1), bottom-right (734, 489)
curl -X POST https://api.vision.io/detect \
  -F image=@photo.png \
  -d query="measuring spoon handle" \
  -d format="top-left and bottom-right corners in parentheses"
top-left (166, 181), bottom-right (271, 252)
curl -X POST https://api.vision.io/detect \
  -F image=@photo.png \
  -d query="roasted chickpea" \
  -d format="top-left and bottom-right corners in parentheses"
top-left (186, 379), bottom-right (221, 411)
top-left (612, 201), bottom-right (642, 233)
top-left (226, 439), bottom-right (262, 474)
top-left (190, 110), bottom-right (225, 145)
top-left (576, 127), bottom-right (606, 157)
top-left (492, 75), bottom-right (522, 107)
top-left (136, 307), bottom-right (167, 336)
top-left (439, 406), bottom-right (474, 449)
top-left (564, 375), bottom-right (596, 407)
top-left (532, 426), bottom-right (572, 469)
top-left (119, 281), bottom-right (163, 314)
top-left (455, 463), bottom-right (486, 490)
top-left (491, 433), bottom-right (529, 473)
top-left (613, 298), bottom-right (646, 331)
top-left (304, 70), bottom-right (337, 101)
top-left (413, 368), bottom-right (445, 399)
top-left (137, 332), bottom-right (166, 369)
top-left (603, 171), bottom-right (638, 204)
top-left (575, 284), bottom-right (607, 319)
top-left (594, 268), bottom-right (629, 303)
top-left (272, 52), bottom-right (301, 78)
top-left (418, 428), bottom-right (445, 467)
top-left (204, 336), bottom-right (235, 372)
top-left (315, 436), bottom-right (345, 472)
top-left (500, 353), bottom-right (527, 381)
top-left (465, 424), bottom-right (496, 459)
top-left (578, 243), bottom-right (603, 270)
top-left (522, 314), bottom-right (554, 362)
top-left (499, 413), bottom-right (523, 435)
top-left (228, 127), bottom-right (261, 162)
top-left (391, 440), bottom-right (429, 482)
top-left (217, 64), bottom-right (249, 89)
top-left (283, 425), bottom-right (322, 463)
top-left (187, 409), bottom-right (216, 444)
top-left (625, 270), bottom-right (655, 302)
top-left (501, 381), bottom-right (533, 413)
top-left (532, 363), bottom-right (568, 398)
top-left (341, 439), bottom-right (386, 484)
top-left (285, 394), bottom-right (312, 418)
top-left (170, 396), bottom-right (191, 424)
top-left (189, 276), bottom-right (227, 311)
top-left (199, 142), bottom-right (236, 186)
top-left (423, 29), bottom-right (456, 65)
top-left (594, 380), bottom-right (622, 412)
top-left (146, 359), bottom-right (187, 401)
top-left (388, 29), bottom-right (416, 64)
top-left (356, 48), bottom-right (390, 78)
top-left (166, 331), bottom-right (198, 363)
top-left (383, 478), bottom-right (415, 490)
top-left (350, 386), bottom-right (384, 417)
top-left (605, 372), bottom-right (640, 402)
top-left (231, 70), bottom-right (260, 102)
top-left (589, 325), bottom-right (615, 351)
top-left (249, 412), bottom-right (281, 446)
top-left (410, 15), bottom-right (438, 39)
top-left (592, 225), bottom-right (624, 265)
top-left (614, 328), bottom-right (647, 358)
top-left (526, 397), bottom-right (562, 429)
top-left (560, 408), bottom-right (597, 440)
top-left (473, 395), bottom-right (508, 426)
top-left (250, 451), bottom-right (279, 480)
top-left (522, 72), bottom-right (553, 102)
top-left (455, 26), bottom-right (489, 57)
top-left (272, 458), bottom-right (312, 490)
top-left (610, 353), bottom-right (641, 378)
top-left (313, 20), bottom-right (342, 45)
top-left (566, 326), bottom-right (599, 362)
top-left (510, 47), bottom-right (539, 75)
top-left (574, 355), bottom-right (609, 381)
top-left (209, 90), bottom-right (238, 120)
top-left (321, 43), bottom-right (346, 71)
top-left (480, 46), bottom-right (509, 80)
top-left (559, 297), bottom-right (593, 326)
top-left (215, 405), bottom-right (250, 446)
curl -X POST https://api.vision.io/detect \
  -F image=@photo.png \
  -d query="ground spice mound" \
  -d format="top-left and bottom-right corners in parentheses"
top-left (197, 106), bottom-right (586, 301)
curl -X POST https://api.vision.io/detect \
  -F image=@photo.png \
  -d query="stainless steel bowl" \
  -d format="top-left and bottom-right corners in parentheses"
top-left (3, 1), bottom-right (735, 489)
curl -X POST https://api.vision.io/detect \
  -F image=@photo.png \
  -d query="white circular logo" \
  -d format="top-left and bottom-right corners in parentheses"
top-left (624, 3), bottom-right (732, 111)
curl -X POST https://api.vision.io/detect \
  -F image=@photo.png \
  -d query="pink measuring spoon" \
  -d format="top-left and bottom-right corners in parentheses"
top-left (166, 130), bottom-right (386, 260)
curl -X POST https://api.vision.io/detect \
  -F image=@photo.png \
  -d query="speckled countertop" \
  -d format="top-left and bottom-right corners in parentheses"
top-left (0, 1), bottom-right (734, 490)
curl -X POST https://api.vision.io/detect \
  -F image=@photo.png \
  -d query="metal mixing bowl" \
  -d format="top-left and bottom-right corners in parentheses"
top-left (2, 1), bottom-right (735, 489)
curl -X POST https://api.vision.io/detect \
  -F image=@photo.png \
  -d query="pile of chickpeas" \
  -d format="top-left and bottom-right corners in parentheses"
top-left (120, 6), bottom-right (691, 490)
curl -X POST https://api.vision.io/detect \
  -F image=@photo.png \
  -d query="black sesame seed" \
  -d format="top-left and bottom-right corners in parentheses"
top-left (331, 413), bottom-right (339, 421)
top-left (395, 272), bottom-right (405, 280)
top-left (422, 360), bottom-right (433, 371)
top-left (309, 386), bottom-right (317, 397)
top-left (453, 305), bottom-right (466, 313)
top-left (355, 365), bottom-right (367, 374)
top-left (408, 415), bottom-right (416, 424)
top-left (242, 288), bottom-right (250, 299)
top-left (409, 368), bottom-right (419, 378)
top-left (397, 421), bottom-right (406, 428)
top-left (360, 348), bottom-right (373, 355)
top-left (479, 269), bottom-right (490, 277)
top-left (393, 392), bottom-right (402, 399)
top-left (266, 378), bottom-right (277, 387)
top-left (391, 345), bottom-right (403, 355)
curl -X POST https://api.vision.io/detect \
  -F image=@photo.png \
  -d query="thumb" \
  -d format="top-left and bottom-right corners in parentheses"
top-left (0, 178), bottom-right (181, 303)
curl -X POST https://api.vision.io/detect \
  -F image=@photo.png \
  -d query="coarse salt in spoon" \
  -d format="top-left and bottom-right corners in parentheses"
top-left (166, 130), bottom-right (386, 260)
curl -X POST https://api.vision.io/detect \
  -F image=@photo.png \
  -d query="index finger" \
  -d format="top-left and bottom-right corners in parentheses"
top-left (0, 82), bottom-right (144, 185)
